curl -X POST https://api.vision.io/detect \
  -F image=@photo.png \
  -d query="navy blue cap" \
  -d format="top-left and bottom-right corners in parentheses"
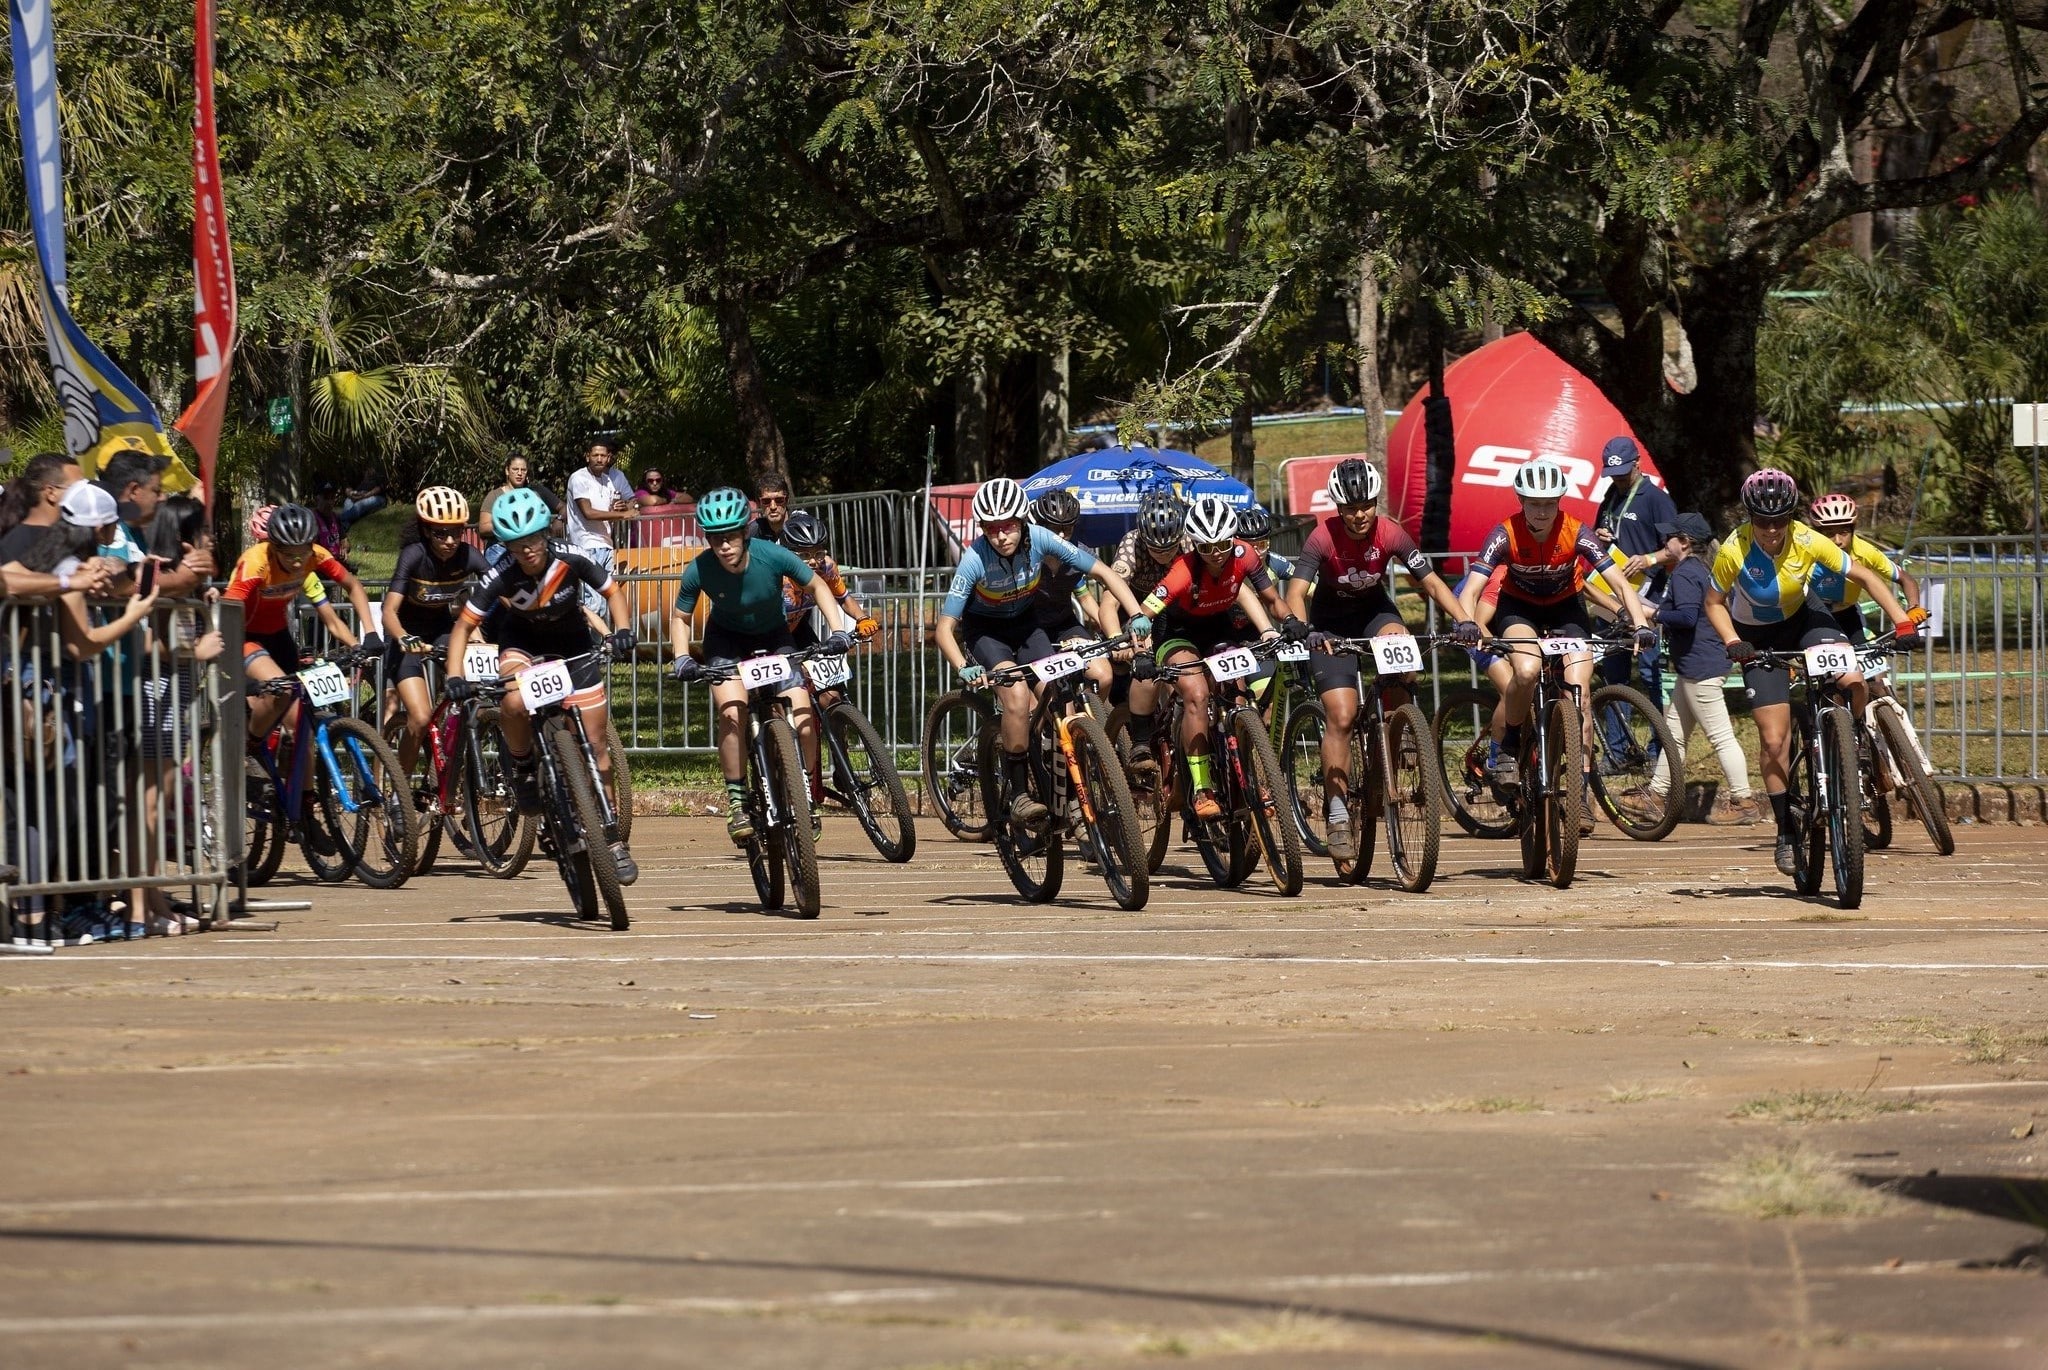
top-left (1601, 436), bottom-right (1641, 473)
top-left (1655, 512), bottom-right (1713, 542)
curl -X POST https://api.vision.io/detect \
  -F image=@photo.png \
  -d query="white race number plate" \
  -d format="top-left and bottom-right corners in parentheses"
top-left (463, 642), bottom-right (500, 678)
top-left (804, 655), bottom-right (851, 689)
top-left (516, 660), bottom-right (574, 711)
top-left (739, 653), bottom-right (792, 691)
top-left (1858, 652), bottom-right (1890, 680)
top-left (1369, 634), bottom-right (1423, 674)
top-left (1205, 646), bottom-right (1260, 682)
top-left (296, 662), bottom-right (351, 708)
top-left (1540, 636), bottom-right (1590, 658)
top-left (1274, 641), bottom-right (1310, 663)
top-left (1032, 650), bottom-right (1085, 683)
top-left (1804, 641), bottom-right (1857, 677)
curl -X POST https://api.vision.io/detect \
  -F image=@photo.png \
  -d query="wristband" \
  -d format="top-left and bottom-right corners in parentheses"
top-left (57, 570), bottom-right (71, 592)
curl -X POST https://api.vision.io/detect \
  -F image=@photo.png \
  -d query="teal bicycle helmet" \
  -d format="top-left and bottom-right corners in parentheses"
top-left (697, 486), bottom-right (752, 534)
top-left (491, 487), bottom-right (553, 542)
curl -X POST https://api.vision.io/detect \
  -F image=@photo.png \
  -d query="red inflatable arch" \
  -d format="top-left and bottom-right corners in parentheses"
top-left (1383, 332), bottom-right (1662, 559)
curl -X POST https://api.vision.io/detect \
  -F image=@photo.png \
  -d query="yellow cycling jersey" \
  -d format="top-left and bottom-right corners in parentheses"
top-left (1710, 521), bottom-right (1849, 625)
top-left (1806, 533), bottom-right (1896, 611)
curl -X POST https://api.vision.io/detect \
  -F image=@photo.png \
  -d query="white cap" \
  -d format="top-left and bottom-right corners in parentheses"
top-left (60, 481), bottom-right (120, 528)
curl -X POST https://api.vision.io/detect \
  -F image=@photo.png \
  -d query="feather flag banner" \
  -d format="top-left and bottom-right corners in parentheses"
top-left (173, 0), bottom-right (235, 512)
top-left (9, 0), bottom-right (195, 488)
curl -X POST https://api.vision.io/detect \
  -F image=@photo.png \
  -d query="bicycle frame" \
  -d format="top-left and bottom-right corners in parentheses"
top-left (252, 668), bottom-right (386, 828)
top-left (984, 635), bottom-right (1130, 831)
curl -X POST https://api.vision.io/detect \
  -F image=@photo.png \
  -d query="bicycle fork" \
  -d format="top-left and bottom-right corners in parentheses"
top-left (1054, 716), bottom-right (1094, 826)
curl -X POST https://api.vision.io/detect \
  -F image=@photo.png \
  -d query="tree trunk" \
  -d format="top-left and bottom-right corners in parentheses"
top-left (714, 289), bottom-right (789, 489)
top-left (1036, 346), bottom-right (1069, 468)
top-left (1660, 270), bottom-right (1769, 518)
top-left (1229, 397), bottom-right (1255, 490)
top-left (954, 364), bottom-right (989, 482)
top-left (1850, 131), bottom-right (1876, 261)
top-left (1354, 255), bottom-right (1385, 457)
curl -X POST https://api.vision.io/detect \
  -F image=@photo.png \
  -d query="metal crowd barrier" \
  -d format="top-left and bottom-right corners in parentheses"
top-left (1894, 538), bottom-right (2047, 783)
top-left (2, 596), bottom-right (242, 953)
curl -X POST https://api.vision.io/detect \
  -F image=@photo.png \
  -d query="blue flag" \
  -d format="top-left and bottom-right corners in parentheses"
top-left (9, 0), bottom-right (192, 486)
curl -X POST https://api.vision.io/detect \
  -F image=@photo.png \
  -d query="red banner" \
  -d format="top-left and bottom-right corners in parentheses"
top-left (173, 0), bottom-right (235, 514)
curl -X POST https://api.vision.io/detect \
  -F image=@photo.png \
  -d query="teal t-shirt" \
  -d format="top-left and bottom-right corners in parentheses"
top-left (674, 539), bottom-right (813, 635)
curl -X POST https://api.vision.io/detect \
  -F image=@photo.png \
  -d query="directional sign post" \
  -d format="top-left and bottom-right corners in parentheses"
top-left (267, 396), bottom-right (294, 436)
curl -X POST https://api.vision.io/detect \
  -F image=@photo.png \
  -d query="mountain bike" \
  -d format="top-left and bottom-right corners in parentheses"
top-left (974, 634), bottom-right (1147, 909)
top-left (1282, 630), bottom-right (1447, 890)
top-left (470, 643), bottom-right (629, 929)
top-left (695, 643), bottom-right (842, 919)
top-left (382, 636), bottom-right (535, 876)
top-left (803, 647), bottom-right (916, 863)
top-left (922, 687), bottom-right (995, 842)
top-left (245, 645), bottom-right (418, 889)
top-left (1582, 628), bottom-right (1683, 842)
top-left (1855, 641), bottom-right (1954, 856)
top-left (1466, 636), bottom-right (1586, 889)
top-left (1749, 637), bottom-right (1872, 909)
top-left (1149, 636), bottom-right (1303, 897)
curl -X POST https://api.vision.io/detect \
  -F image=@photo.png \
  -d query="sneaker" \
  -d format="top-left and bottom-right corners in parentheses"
top-left (609, 841), bottom-right (639, 885)
top-left (57, 909), bottom-right (98, 946)
top-left (510, 764), bottom-right (543, 816)
top-left (1326, 818), bottom-right (1355, 862)
top-left (1192, 789), bottom-right (1224, 822)
top-left (811, 808), bottom-right (823, 842)
top-left (727, 807), bottom-right (756, 845)
top-left (1127, 742), bottom-right (1158, 775)
top-left (1774, 838), bottom-right (1799, 877)
top-left (1487, 752), bottom-right (1520, 786)
top-left (1010, 792), bottom-right (1050, 830)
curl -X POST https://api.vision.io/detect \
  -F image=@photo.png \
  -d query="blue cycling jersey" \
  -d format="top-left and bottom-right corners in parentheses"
top-left (941, 525), bottom-right (1098, 620)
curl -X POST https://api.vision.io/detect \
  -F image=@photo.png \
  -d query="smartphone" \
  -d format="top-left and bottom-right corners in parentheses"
top-left (135, 558), bottom-right (159, 597)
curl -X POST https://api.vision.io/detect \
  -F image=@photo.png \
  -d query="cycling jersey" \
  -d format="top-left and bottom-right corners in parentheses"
top-left (225, 543), bottom-right (350, 635)
top-left (389, 541), bottom-right (488, 636)
top-left (675, 539), bottom-right (810, 637)
top-left (1110, 528), bottom-right (1183, 601)
top-left (1142, 542), bottom-right (1273, 620)
top-left (1032, 549), bottom-right (1098, 631)
top-left (941, 525), bottom-right (1097, 620)
top-left (459, 541), bottom-right (613, 630)
top-left (1806, 533), bottom-right (1898, 610)
top-left (1710, 521), bottom-right (1849, 626)
top-left (1294, 515), bottom-right (1433, 615)
top-left (782, 553), bottom-right (849, 633)
top-left (1469, 512), bottom-right (1604, 606)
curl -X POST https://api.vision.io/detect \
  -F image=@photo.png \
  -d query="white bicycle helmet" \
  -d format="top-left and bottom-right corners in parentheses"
top-left (1512, 458), bottom-right (1570, 498)
top-left (1326, 458), bottom-right (1383, 506)
top-left (1184, 494), bottom-right (1239, 546)
top-left (972, 477), bottom-right (1030, 524)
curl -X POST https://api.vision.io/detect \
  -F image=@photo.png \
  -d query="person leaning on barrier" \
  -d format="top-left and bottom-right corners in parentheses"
top-left (8, 484), bottom-right (149, 651)
top-left (0, 453), bottom-right (113, 599)
top-left (1645, 513), bottom-right (1759, 826)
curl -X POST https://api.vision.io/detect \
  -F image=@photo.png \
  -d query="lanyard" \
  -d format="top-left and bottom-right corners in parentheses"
top-left (1603, 477), bottom-right (1642, 535)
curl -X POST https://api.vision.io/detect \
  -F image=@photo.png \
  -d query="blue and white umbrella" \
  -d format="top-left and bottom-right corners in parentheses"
top-left (1019, 446), bottom-right (1255, 547)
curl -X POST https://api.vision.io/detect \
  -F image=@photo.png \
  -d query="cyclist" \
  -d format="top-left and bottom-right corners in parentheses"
top-left (1805, 493), bottom-right (1926, 642)
top-left (1289, 459), bottom-right (1480, 859)
top-left (1237, 504), bottom-right (1294, 586)
top-left (666, 487), bottom-right (856, 845)
top-left (1110, 491), bottom-right (1189, 770)
top-left (1456, 458), bottom-right (1657, 784)
top-left (935, 477), bottom-right (1151, 829)
top-left (444, 488), bottom-right (640, 883)
top-left (228, 502), bottom-right (382, 745)
top-left (1026, 488), bottom-right (1116, 700)
top-left (1140, 494), bottom-right (1303, 822)
top-left (1703, 469), bottom-right (1919, 877)
top-left (247, 505), bottom-right (359, 648)
top-left (778, 510), bottom-right (878, 650)
top-left (381, 488), bottom-right (489, 776)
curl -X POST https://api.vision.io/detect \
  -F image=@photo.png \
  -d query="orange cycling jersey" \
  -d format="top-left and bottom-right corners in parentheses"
top-left (225, 542), bottom-right (349, 635)
top-left (1469, 511), bottom-right (1604, 606)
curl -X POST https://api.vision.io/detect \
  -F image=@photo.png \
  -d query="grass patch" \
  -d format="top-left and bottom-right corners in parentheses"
top-left (1962, 1027), bottom-right (2048, 1065)
top-left (1135, 1311), bottom-right (1355, 1357)
top-left (1406, 1095), bottom-right (1543, 1115)
top-left (1698, 1144), bottom-right (1891, 1220)
top-left (1793, 913), bottom-right (1867, 924)
top-left (1732, 1089), bottom-right (1930, 1124)
top-left (1605, 1082), bottom-right (1681, 1104)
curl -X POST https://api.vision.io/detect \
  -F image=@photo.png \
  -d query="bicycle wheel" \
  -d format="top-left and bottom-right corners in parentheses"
top-left (1281, 700), bottom-right (1331, 858)
top-left (325, 717), bottom-right (418, 890)
top-left (383, 718), bottom-right (445, 876)
top-left (300, 735), bottom-right (359, 884)
top-left (1873, 703), bottom-right (1954, 856)
top-left (1109, 704), bottom-right (1175, 875)
top-left (462, 705), bottom-right (536, 878)
top-left (549, 716), bottom-right (628, 930)
top-left (1541, 696), bottom-right (1583, 889)
top-left (244, 757), bottom-right (287, 886)
top-left (606, 725), bottom-right (634, 846)
top-left (1434, 688), bottom-right (1515, 838)
top-left (1862, 773), bottom-right (1893, 850)
top-left (765, 716), bottom-right (821, 918)
top-left (1586, 685), bottom-right (1682, 842)
top-left (979, 726), bottom-right (1063, 902)
top-left (1233, 707), bottom-right (1302, 897)
top-left (1822, 708), bottom-right (1864, 910)
top-left (1381, 701), bottom-right (1444, 893)
top-left (1071, 713), bottom-right (1147, 910)
top-left (1788, 719), bottom-right (1826, 896)
top-left (828, 700), bottom-right (916, 863)
top-left (923, 690), bottom-right (994, 841)
top-left (539, 764), bottom-right (598, 921)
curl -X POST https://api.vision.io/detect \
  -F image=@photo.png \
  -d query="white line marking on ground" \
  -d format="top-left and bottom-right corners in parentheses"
top-left (21, 952), bottom-right (2048, 971)
top-left (1879, 1079), bottom-right (2048, 1093)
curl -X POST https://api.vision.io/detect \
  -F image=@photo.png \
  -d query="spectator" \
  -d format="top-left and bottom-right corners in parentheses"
top-left (477, 455), bottom-right (564, 546)
top-left (0, 453), bottom-right (83, 559)
top-left (1592, 436), bottom-right (1677, 709)
top-left (308, 482), bottom-right (350, 564)
top-left (1646, 513), bottom-right (1760, 826)
top-left (565, 438), bottom-right (636, 610)
top-left (338, 474), bottom-right (390, 533)
top-left (633, 465), bottom-right (685, 508)
top-left (748, 470), bottom-right (791, 542)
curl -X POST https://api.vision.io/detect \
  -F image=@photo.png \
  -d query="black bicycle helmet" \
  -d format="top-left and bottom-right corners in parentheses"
top-left (1031, 488), bottom-right (1081, 533)
top-left (780, 510), bottom-right (828, 551)
top-left (1236, 504), bottom-right (1273, 540)
top-left (1136, 490), bottom-right (1186, 549)
top-left (267, 503), bottom-right (318, 548)
top-left (1741, 468), bottom-right (1800, 520)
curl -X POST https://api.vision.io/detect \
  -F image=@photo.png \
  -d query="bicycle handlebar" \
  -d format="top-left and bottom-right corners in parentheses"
top-left (693, 639), bottom-right (847, 687)
top-left (976, 633), bottom-right (1136, 689)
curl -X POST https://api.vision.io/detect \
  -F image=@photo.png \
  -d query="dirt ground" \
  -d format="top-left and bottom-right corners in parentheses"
top-left (3, 813), bottom-right (2046, 1369)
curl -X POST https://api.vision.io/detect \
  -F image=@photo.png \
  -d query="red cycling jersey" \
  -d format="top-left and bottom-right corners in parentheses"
top-left (1143, 541), bottom-right (1273, 619)
top-left (1469, 511), bottom-right (1603, 606)
top-left (1294, 514), bottom-right (1434, 609)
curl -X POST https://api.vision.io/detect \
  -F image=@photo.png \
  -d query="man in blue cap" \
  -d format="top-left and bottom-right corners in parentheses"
top-left (1592, 435), bottom-right (1677, 709)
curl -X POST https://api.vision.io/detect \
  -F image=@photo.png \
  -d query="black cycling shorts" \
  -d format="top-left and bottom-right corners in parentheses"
top-left (1304, 608), bottom-right (1408, 695)
top-left (1493, 591), bottom-right (1592, 640)
top-left (383, 631), bottom-right (452, 687)
top-left (1155, 611), bottom-right (1255, 667)
top-left (1735, 604), bottom-right (1851, 709)
top-left (496, 621), bottom-right (606, 699)
top-left (960, 613), bottom-right (1057, 671)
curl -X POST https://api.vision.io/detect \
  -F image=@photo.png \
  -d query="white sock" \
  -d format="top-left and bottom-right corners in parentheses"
top-left (1326, 795), bottom-right (1349, 824)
